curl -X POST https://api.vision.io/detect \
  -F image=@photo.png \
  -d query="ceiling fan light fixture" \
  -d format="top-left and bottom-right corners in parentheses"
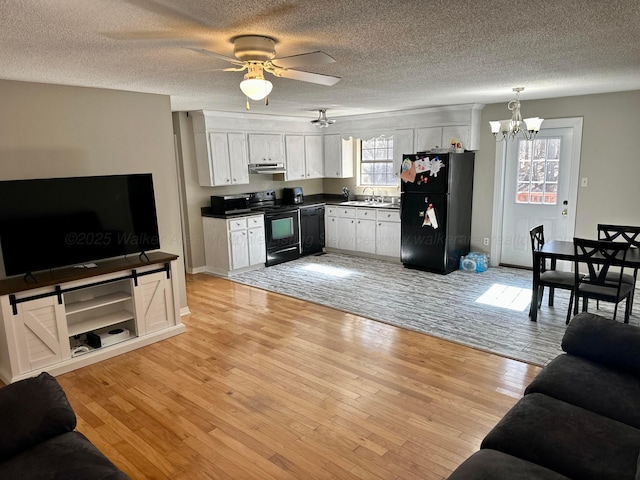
top-left (311, 109), bottom-right (335, 128)
top-left (240, 78), bottom-right (273, 100)
top-left (239, 63), bottom-right (273, 101)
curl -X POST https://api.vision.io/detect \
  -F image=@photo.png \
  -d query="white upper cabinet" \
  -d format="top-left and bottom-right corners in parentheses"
top-left (194, 131), bottom-right (249, 187)
top-left (415, 125), bottom-right (470, 152)
top-left (248, 133), bottom-right (284, 164)
top-left (284, 135), bottom-right (306, 181)
top-left (285, 134), bottom-right (324, 181)
top-left (324, 134), bottom-right (354, 178)
top-left (228, 132), bottom-right (250, 185)
top-left (304, 135), bottom-right (324, 179)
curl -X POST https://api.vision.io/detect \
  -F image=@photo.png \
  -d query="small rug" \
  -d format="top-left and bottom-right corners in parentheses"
top-left (231, 253), bottom-right (637, 366)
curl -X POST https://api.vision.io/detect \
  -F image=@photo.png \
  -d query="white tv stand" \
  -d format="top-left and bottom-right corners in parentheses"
top-left (0, 252), bottom-right (185, 384)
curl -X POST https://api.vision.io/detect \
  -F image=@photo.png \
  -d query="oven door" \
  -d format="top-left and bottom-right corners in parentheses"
top-left (264, 209), bottom-right (300, 266)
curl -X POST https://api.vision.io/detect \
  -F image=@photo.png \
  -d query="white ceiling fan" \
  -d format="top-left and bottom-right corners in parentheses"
top-left (311, 109), bottom-right (335, 127)
top-left (186, 35), bottom-right (340, 108)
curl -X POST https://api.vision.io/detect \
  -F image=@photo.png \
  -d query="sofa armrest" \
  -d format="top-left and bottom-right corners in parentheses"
top-left (562, 312), bottom-right (640, 375)
top-left (0, 372), bottom-right (76, 462)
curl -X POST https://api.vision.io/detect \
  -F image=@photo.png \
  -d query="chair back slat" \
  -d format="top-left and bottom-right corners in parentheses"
top-left (574, 238), bottom-right (630, 289)
top-left (598, 224), bottom-right (640, 248)
top-left (529, 225), bottom-right (546, 273)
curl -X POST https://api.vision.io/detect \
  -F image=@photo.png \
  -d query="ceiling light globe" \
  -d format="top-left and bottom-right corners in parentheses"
top-left (239, 79), bottom-right (273, 101)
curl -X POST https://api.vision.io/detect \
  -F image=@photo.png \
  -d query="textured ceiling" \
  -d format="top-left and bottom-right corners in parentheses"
top-left (1, 0), bottom-right (639, 120)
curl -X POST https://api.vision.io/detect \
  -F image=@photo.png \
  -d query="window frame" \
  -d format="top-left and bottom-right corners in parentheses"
top-left (358, 135), bottom-right (396, 187)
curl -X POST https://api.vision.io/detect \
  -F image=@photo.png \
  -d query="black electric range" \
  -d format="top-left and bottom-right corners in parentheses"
top-left (248, 190), bottom-right (299, 213)
top-left (249, 190), bottom-right (301, 266)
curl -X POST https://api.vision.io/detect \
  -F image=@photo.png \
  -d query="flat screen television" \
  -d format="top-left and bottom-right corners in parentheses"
top-left (0, 174), bottom-right (160, 277)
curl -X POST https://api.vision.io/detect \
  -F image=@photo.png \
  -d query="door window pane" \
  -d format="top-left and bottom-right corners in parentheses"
top-left (515, 138), bottom-right (561, 205)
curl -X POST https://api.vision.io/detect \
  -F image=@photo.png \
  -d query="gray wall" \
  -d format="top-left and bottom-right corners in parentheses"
top-left (473, 90), bottom-right (640, 253)
top-left (0, 79), bottom-right (187, 309)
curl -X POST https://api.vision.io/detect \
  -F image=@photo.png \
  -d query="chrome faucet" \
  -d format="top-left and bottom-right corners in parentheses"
top-left (362, 186), bottom-right (375, 202)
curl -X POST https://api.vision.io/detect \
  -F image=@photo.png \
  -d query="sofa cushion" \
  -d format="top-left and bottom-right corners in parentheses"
top-left (447, 449), bottom-right (570, 479)
top-left (0, 431), bottom-right (129, 480)
top-left (525, 353), bottom-right (640, 429)
top-left (0, 372), bottom-right (76, 462)
top-left (481, 393), bottom-right (640, 480)
top-left (562, 312), bottom-right (640, 375)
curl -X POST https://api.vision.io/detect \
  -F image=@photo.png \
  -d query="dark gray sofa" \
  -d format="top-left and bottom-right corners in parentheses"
top-left (448, 312), bottom-right (640, 480)
top-left (0, 371), bottom-right (129, 480)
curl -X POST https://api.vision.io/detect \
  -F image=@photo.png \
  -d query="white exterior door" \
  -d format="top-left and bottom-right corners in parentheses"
top-left (499, 121), bottom-right (581, 268)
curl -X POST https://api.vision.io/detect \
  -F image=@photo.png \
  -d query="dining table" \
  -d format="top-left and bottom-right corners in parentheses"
top-left (530, 239), bottom-right (640, 321)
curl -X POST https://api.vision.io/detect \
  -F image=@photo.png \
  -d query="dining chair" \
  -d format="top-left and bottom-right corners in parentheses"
top-left (569, 237), bottom-right (633, 324)
top-left (529, 225), bottom-right (575, 323)
top-left (598, 224), bottom-right (640, 314)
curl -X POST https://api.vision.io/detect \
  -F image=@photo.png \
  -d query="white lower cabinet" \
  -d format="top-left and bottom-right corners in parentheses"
top-left (203, 214), bottom-right (265, 276)
top-left (0, 253), bottom-right (183, 384)
top-left (248, 226), bottom-right (267, 266)
top-left (325, 207), bottom-right (339, 249)
top-left (356, 209), bottom-right (376, 254)
top-left (376, 209), bottom-right (401, 258)
top-left (336, 207), bottom-right (357, 251)
top-left (325, 206), bottom-right (401, 260)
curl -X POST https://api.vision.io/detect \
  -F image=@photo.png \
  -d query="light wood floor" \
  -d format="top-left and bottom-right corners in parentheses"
top-left (57, 273), bottom-right (541, 479)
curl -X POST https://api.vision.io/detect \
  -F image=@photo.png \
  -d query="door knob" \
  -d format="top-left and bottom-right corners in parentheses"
top-left (562, 209), bottom-right (568, 216)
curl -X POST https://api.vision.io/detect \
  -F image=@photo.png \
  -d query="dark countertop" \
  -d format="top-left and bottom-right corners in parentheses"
top-left (201, 193), bottom-right (398, 219)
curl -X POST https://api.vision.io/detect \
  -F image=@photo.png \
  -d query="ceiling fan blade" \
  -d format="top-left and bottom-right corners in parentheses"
top-left (271, 51), bottom-right (336, 69)
top-left (183, 47), bottom-right (245, 66)
top-left (276, 69), bottom-right (341, 86)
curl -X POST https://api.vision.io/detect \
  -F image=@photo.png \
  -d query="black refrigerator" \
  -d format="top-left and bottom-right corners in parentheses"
top-left (400, 152), bottom-right (475, 274)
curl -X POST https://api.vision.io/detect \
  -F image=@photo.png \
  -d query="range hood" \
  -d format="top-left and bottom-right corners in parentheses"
top-left (248, 162), bottom-right (287, 174)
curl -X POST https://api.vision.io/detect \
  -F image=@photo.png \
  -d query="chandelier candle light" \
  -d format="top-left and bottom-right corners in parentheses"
top-left (489, 87), bottom-right (544, 141)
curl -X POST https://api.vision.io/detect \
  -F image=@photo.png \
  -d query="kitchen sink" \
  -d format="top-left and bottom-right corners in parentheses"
top-left (339, 200), bottom-right (397, 208)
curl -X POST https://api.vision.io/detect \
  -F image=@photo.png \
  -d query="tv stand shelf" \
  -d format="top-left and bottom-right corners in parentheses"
top-left (0, 251), bottom-right (185, 384)
top-left (65, 291), bottom-right (132, 316)
top-left (67, 311), bottom-right (135, 337)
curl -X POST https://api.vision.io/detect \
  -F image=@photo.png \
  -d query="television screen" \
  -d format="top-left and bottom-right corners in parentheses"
top-left (0, 174), bottom-right (160, 277)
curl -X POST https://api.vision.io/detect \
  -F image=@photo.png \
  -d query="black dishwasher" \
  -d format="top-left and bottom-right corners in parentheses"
top-left (300, 205), bottom-right (325, 256)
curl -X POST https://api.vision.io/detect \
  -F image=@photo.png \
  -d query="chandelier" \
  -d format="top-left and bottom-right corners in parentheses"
top-left (311, 109), bottom-right (335, 128)
top-left (489, 87), bottom-right (544, 141)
